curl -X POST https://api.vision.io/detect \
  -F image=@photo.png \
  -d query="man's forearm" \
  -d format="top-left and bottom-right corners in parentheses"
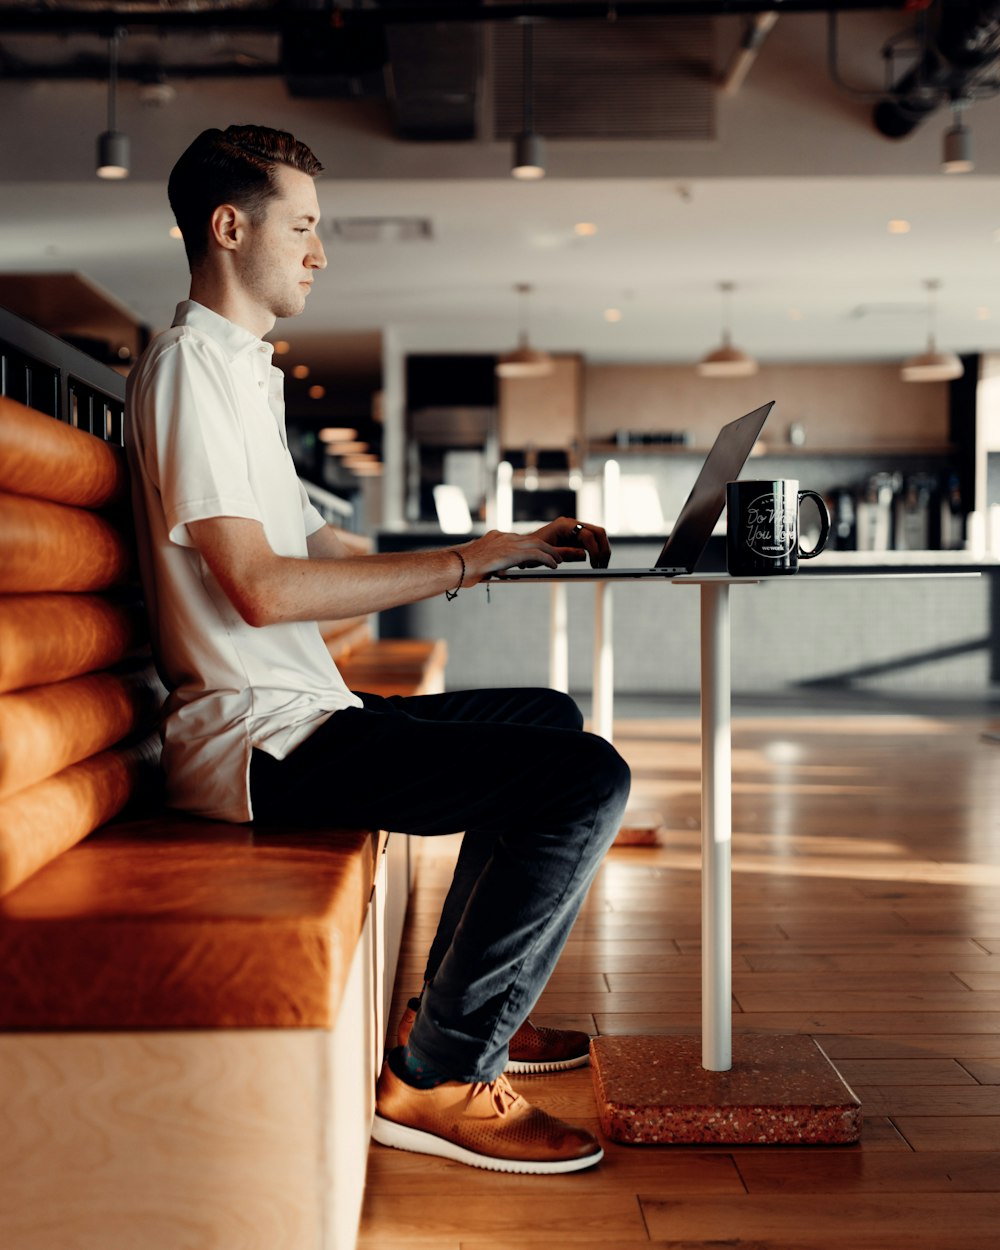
top-left (186, 515), bottom-right (575, 628)
top-left (250, 547), bottom-right (468, 625)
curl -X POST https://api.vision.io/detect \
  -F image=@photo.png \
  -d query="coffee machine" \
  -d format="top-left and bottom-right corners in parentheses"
top-left (855, 472), bottom-right (898, 552)
top-left (894, 473), bottom-right (936, 551)
top-left (828, 486), bottom-right (857, 550)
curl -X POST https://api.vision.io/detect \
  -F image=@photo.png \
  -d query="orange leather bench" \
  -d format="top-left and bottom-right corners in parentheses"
top-left (0, 397), bottom-right (446, 1250)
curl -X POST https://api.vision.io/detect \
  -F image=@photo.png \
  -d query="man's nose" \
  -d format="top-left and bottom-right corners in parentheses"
top-left (308, 237), bottom-right (327, 270)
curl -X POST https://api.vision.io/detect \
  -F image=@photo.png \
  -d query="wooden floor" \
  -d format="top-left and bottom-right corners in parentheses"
top-left (359, 710), bottom-right (1000, 1250)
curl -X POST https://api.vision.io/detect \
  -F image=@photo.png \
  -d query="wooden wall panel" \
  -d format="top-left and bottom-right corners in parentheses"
top-left (583, 362), bottom-right (950, 450)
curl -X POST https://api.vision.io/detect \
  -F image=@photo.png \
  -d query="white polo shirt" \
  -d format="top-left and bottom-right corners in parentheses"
top-left (126, 300), bottom-right (362, 822)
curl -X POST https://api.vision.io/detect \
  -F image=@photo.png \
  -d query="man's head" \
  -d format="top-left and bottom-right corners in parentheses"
top-left (168, 124), bottom-right (323, 270)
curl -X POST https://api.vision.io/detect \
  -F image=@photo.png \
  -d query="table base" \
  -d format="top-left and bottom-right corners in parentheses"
top-left (590, 1034), bottom-right (862, 1146)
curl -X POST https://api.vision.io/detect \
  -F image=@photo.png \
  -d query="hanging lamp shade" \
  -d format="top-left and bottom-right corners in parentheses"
top-left (942, 99), bottom-right (974, 174)
top-left (496, 283), bottom-right (553, 378)
top-left (697, 332), bottom-right (758, 378)
top-left (96, 130), bottom-right (130, 180)
top-left (901, 337), bottom-right (964, 382)
top-left (901, 279), bottom-right (963, 382)
top-left (512, 131), bottom-right (546, 181)
top-left (510, 22), bottom-right (546, 180)
top-left (96, 29), bottom-right (129, 180)
top-left (696, 282), bottom-right (757, 378)
top-left (496, 332), bottom-right (554, 378)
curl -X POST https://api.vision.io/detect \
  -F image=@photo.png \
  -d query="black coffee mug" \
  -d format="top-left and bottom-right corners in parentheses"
top-left (726, 480), bottom-right (831, 576)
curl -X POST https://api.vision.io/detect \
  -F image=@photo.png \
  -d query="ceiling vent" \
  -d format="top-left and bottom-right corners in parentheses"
top-left (323, 217), bottom-right (434, 243)
top-left (490, 18), bottom-right (715, 141)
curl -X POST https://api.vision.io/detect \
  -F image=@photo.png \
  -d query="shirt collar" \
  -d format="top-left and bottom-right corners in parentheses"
top-left (171, 300), bottom-right (274, 365)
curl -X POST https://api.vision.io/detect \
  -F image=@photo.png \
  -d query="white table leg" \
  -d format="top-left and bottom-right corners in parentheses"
top-left (700, 581), bottom-right (732, 1072)
top-left (593, 582), bottom-right (614, 743)
top-left (549, 582), bottom-right (568, 694)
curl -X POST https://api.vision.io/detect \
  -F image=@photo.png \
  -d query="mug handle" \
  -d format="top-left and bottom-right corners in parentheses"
top-left (797, 490), bottom-right (831, 559)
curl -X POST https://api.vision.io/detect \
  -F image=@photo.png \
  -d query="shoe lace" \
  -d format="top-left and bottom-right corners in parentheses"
top-left (468, 1073), bottom-right (519, 1117)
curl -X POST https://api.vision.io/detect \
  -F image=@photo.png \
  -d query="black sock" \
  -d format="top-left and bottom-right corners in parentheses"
top-left (388, 1044), bottom-right (450, 1089)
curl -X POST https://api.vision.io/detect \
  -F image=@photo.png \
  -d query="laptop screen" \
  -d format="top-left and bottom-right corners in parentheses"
top-left (655, 401), bottom-right (774, 570)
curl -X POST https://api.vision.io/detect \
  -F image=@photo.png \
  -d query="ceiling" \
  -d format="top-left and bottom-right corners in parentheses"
top-left (2, 2), bottom-right (1000, 380)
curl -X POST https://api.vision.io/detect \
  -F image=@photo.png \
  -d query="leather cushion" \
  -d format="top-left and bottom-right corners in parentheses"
top-left (0, 666), bottom-right (163, 801)
top-left (0, 397), bottom-right (126, 508)
top-left (0, 593), bottom-right (142, 694)
top-left (0, 819), bottom-right (379, 1030)
top-left (0, 493), bottom-right (131, 593)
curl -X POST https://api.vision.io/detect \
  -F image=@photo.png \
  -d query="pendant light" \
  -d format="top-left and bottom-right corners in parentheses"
top-left (96, 28), bottom-right (129, 180)
top-left (511, 22), bottom-right (545, 180)
top-left (496, 283), bottom-right (553, 379)
top-left (697, 282), bottom-right (758, 378)
top-left (901, 280), bottom-right (963, 383)
top-left (942, 98), bottom-right (974, 175)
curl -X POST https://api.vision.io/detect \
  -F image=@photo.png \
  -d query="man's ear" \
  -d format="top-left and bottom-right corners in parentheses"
top-left (209, 203), bottom-right (245, 253)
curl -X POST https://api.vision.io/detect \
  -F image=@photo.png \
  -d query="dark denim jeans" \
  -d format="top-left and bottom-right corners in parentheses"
top-left (249, 687), bottom-right (631, 1081)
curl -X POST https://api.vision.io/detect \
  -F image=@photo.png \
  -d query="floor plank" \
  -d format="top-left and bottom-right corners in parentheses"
top-left (734, 1151), bottom-right (1000, 1193)
top-left (894, 1117), bottom-right (1000, 1151)
top-left (640, 1194), bottom-right (1000, 1248)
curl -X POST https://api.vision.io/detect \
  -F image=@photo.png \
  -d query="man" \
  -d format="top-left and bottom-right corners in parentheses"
top-left (126, 124), bottom-right (630, 1176)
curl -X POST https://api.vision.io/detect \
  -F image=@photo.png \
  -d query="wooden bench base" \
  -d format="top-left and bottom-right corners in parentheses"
top-left (0, 847), bottom-right (394, 1250)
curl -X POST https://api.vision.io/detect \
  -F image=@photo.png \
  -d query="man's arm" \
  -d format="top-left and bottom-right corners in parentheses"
top-left (186, 514), bottom-right (600, 627)
top-left (305, 522), bottom-right (359, 561)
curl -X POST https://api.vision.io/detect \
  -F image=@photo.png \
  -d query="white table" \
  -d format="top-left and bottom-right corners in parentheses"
top-left (537, 568), bottom-right (982, 1073)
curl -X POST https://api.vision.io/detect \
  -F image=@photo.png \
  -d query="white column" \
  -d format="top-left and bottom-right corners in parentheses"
top-left (700, 581), bottom-right (732, 1071)
top-left (549, 582), bottom-right (568, 693)
top-left (380, 326), bottom-right (405, 531)
top-left (592, 582), bottom-right (614, 743)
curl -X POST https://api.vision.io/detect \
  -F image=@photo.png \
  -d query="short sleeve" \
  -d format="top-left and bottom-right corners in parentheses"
top-left (135, 333), bottom-right (263, 548)
top-left (298, 479), bottom-right (328, 536)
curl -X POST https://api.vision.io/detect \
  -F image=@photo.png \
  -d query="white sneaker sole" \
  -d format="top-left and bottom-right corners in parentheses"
top-left (371, 1113), bottom-right (603, 1175)
top-left (506, 1052), bottom-right (591, 1075)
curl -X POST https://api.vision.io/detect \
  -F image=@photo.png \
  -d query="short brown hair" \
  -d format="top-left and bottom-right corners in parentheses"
top-left (167, 124), bottom-right (323, 268)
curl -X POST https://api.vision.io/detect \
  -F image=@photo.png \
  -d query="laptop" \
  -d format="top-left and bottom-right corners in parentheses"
top-left (492, 400), bottom-right (774, 581)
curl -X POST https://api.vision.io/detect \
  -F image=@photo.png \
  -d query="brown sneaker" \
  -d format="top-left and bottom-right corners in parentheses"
top-left (396, 998), bottom-right (591, 1075)
top-left (371, 1058), bottom-right (603, 1174)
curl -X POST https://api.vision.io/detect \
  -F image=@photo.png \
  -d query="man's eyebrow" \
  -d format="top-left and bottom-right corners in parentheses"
top-left (291, 212), bottom-right (319, 224)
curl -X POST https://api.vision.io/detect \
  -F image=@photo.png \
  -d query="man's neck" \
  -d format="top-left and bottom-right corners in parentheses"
top-left (187, 275), bottom-right (275, 341)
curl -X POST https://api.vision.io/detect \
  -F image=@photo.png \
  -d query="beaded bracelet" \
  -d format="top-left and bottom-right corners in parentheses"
top-left (445, 549), bottom-right (466, 601)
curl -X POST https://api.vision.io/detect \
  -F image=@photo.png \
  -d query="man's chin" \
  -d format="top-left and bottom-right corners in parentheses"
top-left (272, 296), bottom-right (307, 321)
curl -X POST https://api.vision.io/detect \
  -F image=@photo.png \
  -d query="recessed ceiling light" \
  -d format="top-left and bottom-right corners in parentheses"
top-left (888, 219), bottom-right (911, 234)
top-left (292, 364), bottom-right (310, 379)
top-left (604, 307), bottom-right (622, 323)
top-left (168, 225), bottom-right (182, 240)
top-left (272, 340), bottom-right (291, 355)
top-left (319, 426), bottom-right (358, 443)
top-left (575, 222), bottom-right (598, 237)
top-left (308, 384), bottom-right (326, 400)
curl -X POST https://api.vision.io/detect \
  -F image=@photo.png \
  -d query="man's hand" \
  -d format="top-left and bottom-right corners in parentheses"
top-left (532, 517), bottom-right (611, 569)
top-left (460, 517), bottom-right (611, 582)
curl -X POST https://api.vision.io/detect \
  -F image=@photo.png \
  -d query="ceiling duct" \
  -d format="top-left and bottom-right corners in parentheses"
top-left (384, 21), bottom-right (481, 139)
top-left (874, 0), bottom-right (1000, 138)
top-left (282, 1), bottom-right (389, 99)
top-left (491, 17), bottom-right (714, 141)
